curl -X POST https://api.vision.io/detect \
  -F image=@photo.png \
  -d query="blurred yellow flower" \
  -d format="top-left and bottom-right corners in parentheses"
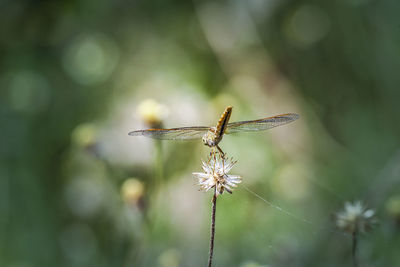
top-left (386, 195), bottom-right (400, 219)
top-left (72, 123), bottom-right (97, 147)
top-left (121, 178), bottom-right (145, 205)
top-left (137, 99), bottom-right (169, 128)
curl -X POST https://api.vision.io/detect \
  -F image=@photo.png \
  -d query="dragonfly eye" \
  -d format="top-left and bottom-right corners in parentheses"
top-left (202, 135), bottom-right (208, 145)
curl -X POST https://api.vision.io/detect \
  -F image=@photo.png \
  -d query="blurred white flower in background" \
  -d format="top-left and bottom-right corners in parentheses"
top-left (336, 201), bottom-right (376, 234)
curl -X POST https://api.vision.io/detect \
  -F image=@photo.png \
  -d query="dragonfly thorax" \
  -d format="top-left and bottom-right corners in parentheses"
top-left (202, 127), bottom-right (219, 147)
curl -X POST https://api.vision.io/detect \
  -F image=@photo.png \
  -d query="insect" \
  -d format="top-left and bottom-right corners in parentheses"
top-left (129, 106), bottom-right (299, 154)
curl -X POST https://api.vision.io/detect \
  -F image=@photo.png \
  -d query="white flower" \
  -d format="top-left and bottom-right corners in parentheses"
top-left (336, 201), bottom-right (376, 233)
top-left (193, 154), bottom-right (241, 196)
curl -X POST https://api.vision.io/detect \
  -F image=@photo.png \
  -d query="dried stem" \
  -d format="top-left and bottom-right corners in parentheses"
top-left (208, 190), bottom-right (217, 267)
top-left (352, 228), bottom-right (358, 267)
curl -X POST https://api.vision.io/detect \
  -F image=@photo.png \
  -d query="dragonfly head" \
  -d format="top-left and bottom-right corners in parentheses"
top-left (202, 129), bottom-right (218, 147)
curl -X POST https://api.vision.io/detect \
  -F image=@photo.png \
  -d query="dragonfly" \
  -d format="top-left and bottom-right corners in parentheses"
top-left (129, 106), bottom-right (299, 154)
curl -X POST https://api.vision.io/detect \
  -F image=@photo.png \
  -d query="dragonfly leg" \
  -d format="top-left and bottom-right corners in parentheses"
top-left (216, 145), bottom-right (225, 158)
top-left (208, 147), bottom-right (217, 163)
top-left (215, 145), bottom-right (227, 171)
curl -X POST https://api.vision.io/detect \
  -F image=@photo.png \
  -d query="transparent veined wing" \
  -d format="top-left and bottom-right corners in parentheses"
top-left (128, 126), bottom-right (210, 140)
top-left (225, 113), bottom-right (299, 134)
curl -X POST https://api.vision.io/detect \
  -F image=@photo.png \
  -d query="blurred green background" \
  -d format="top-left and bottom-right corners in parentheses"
top-left (1, 0), bottom-right (400, 266)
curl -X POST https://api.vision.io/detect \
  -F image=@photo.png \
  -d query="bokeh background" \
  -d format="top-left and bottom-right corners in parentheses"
top-left (2, 0), bottom-right (400, 266)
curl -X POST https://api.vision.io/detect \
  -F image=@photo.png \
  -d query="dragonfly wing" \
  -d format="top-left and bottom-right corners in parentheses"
top-left (225, 113), bottom-right (299, 134)
top-left (128, 126), bottom-right (210, 140)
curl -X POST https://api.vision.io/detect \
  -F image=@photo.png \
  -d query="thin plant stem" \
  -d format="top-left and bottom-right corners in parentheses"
top-left (147, 140), bottom-right (163, 226)
top-left (208, 190), bottom-right (217, 267)
top-left (154, 140), bottom-right (163, 190)
top-left (352, 228), bottom-right (358, 267)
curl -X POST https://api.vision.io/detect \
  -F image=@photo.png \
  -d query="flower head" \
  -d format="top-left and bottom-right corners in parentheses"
top-left (336, 201), bottom-right (376, 234)
top-left (137, 99), bottom-right (169, 128)
top-left (121, 178), bottom-right (145, 205)
top-left (193, 153), bottom-right (241, 196)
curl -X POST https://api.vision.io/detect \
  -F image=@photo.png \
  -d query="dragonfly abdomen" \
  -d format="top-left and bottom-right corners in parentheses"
top-left (215, 106), bottom-right (232, 140)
